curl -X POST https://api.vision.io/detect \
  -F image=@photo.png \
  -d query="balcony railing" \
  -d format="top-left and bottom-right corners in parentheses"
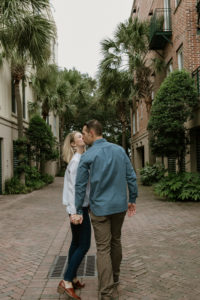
top-left (197, 0), bottom-right (200, 28)
top-left (192, 66), bottom-right (200, 95)
top-left (149, 8), bottom-right (172, 50)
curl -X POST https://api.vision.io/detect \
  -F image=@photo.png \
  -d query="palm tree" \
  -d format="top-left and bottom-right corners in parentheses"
top-left (98, 35), bottom-right (134, 150)
top-left (98, 17), bottom-right (154, 155)
top-left (98, 60), bottom-right (133, 149)
top-left (31, 64), bottom-right (59, 121)
top-left (0, 0), bottom-right (55, 138)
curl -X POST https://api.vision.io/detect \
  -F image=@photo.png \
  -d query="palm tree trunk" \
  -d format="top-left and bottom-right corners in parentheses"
top-left (59, 115), bottom-right (65, 170)
top-left (15, 79), bottom-right (23, 138)
top-left (15, 78), bottom-right (25, 184)
top-left (42, 98), bottom-right (50, 121)
top-left (121, 121), bottom-right (126, 150)
top-left (117, 100), bottom-right (127, 150)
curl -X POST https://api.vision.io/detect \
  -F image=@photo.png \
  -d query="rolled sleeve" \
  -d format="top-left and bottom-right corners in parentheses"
top-left (75, 156), bottom-right (90, 215)
top-left (125, 154), bottom-right (138, 203)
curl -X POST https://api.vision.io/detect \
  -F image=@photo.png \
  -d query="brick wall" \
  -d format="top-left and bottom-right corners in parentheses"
top-left (131, 0), bottom-right (200, 171)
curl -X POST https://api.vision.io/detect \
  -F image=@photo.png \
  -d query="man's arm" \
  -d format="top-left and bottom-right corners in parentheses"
top-left (75, 155), bottom-right (90, 215)
top-left (125, 154), bottom-right (138, 203)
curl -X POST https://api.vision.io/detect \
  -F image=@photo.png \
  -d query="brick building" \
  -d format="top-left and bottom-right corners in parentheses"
top-left (131, 0), bottom-right (200, 173)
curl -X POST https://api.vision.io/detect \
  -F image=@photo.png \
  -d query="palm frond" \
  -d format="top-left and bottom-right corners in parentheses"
top-left (14, 14), bottom-right (55, 66)
top-left (0, 0), bottom-right (50, 24)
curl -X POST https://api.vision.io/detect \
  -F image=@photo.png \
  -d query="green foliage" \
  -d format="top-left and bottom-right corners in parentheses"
top-left (13, 138), bottom-right (29, 175)
top-left (0, 0), bottom-right (54, 66)
top-left (40, 173), bottom-right (54, 184)
top-left (148, 70), bottom-right (199, 169)
top-left (4, 177), bottom-right (31, 194)
top-left (24, 166), bottom-right (54, 190)
top-left (26, 115), bottom-right (58, 168)
top-left (4, 166), bottom-right (54, 194)
top-left (154, 172), bottom-right (200, 201)
top-left (140, 163), bottom-right (166, 186)
top-left (56, 168), bottom-right (66, 177)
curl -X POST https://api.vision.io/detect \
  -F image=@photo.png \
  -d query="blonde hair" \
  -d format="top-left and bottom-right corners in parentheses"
top-left (62, 131), bottom-right (79, 163)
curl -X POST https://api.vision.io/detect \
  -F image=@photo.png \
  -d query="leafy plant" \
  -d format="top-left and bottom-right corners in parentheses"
top-left (148, 70), bottom-right (199, 171)
top-left (4, 166), bottom-right (54, 194)
top-left (154, 172), bottom-right (200, 201)
top-left (13, 138), bottom-right (29, 175)
top-left (140, 163), bottom-right (166, 186)
top-left (41, 173), bottom-right (54, 184)
top-left (4, 177), bottom-right (31, 194)
top-left (26, 115), bottom-right (58, 173)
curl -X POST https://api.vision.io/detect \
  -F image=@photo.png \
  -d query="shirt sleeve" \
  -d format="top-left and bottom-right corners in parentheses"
top-left (75, 155), bottom-right (90, 215)
top-left (63, 160), bottom-right (79, 214)
top-left (125, 154), bottom-right (138, 203)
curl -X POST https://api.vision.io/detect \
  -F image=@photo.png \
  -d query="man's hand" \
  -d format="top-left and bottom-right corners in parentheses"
top-left (127, 203), bottom-right (136, 217)
top-left (70, 214), bottom-right (83, 225)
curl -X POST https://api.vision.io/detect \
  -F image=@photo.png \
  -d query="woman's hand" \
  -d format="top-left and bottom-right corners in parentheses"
top-left (70, 214), bottom-right (83, 224)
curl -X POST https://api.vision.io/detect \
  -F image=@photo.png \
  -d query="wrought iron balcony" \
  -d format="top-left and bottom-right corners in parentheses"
top-left (149, 8), bottom-right (172, 50)
top-left (197, 0), bottom-right (200, 28)
top-left (192, 66), bottom-right (200, 95)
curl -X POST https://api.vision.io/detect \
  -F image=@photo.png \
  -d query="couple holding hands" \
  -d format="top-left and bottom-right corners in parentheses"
top-left (57, 120), bottom-right (138, 300)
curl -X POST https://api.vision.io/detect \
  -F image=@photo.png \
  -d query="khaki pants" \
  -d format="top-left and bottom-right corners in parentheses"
top-left (90, 211), bottom-right (126, 300)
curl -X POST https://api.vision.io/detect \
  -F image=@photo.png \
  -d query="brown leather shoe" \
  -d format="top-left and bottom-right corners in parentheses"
top-left (73, 280), bottom-right (85, 289)
top-left (57, 280), bottom-right (81, 300)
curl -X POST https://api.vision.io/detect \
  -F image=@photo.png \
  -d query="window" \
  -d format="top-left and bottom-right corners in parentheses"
top-left (197, 130), bottom-right (200, 172)
top-left (177, 46), bottom-right (184, 70)
top-left (132, 112), bottom-right (136, 135)
top-left (13, 141), bottom-right (19, 175)
top-left (140, 102), bottom-right (143, 120)
top-left (53, 115), bottom-right (57, 136)
top-left (167, 60), bottom-right (173, 75)
top-left (151, 91), bottom-right (155, 102)
top-left (11, 76), bottom-right (16, 113)
top-left (168, 155), bottom-right (176, 173)
top-left (175, 0), bottom-right (181, 8)
top-left (136, 109), bottom-right (139, 132)
top-left (22, 78), bottom-right (26, 119)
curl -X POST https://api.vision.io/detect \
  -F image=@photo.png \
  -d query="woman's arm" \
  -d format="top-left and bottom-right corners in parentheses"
top-left (62, 159), bottom-right (79, 215)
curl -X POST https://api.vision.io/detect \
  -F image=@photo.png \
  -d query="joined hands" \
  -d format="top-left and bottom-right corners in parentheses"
top-left (70, 214), bottom-right (83, 225)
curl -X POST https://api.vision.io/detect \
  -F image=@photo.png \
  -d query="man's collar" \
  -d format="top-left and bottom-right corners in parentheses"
top-left (93, 138), bottom-right (106, 145)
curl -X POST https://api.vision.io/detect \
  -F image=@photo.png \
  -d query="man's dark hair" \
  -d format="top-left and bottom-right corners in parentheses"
top-left (84, 120), bottom-right (103, 136)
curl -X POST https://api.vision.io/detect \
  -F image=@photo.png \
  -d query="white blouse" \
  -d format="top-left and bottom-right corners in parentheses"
top-left (62, 152), bottom-right (90, 214)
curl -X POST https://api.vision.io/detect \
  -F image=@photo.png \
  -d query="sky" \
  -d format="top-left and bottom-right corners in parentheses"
top-left (50, 0), bottom-right (133, 78)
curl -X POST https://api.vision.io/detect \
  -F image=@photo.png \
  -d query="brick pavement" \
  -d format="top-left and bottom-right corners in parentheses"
top-left (0, 177), bottom-right (200, 300)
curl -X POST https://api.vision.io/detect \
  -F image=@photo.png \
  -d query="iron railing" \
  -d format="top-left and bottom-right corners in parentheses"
top-left (192, 66), bottom-right (200, 95)
top-left (149, 8), bottom-right (172, 43)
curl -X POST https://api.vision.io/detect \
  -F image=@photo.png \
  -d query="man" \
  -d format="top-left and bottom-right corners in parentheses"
top-left (75, 120), bottom-right (138, 300)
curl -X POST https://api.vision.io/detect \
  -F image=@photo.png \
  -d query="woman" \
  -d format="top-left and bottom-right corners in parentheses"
top-left (57, 131), bottom-right (91, 300)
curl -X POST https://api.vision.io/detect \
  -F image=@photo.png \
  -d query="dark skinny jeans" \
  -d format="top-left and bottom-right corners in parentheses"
top-left (64, 207), bottom-right (91, 282)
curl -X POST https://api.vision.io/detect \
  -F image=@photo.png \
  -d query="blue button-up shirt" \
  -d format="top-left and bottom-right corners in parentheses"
top-left (75, 138), bottom-right (138, 216)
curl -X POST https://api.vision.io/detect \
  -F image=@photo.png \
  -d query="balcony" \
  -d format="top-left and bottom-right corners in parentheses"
top-left (149, 8), bottom-right (172, 50)
top-left (197, 0), bottom-right (200, 28)
top-left (192, 66), bottom-right (200, 95)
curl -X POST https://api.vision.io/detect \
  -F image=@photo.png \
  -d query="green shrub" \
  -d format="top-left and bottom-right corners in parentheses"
top-left (25, 166), bottom-right (41, 182)
top-left (27, 180), bottom-right (46, 190)
top-left (140, 163), bottom-right (166, 186)
top-left (4, 177), bottom-right (31, 194)
top-left (154, 172), bottom-right (200, 201)
top-left (41, 173), bottom-right (54, 184)
top-left (4, 166), bottom-right (54, 194)
top-left (25, 167), bottom-right (53, 189)
top-left (56, 168), bottom-right (65, 177)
